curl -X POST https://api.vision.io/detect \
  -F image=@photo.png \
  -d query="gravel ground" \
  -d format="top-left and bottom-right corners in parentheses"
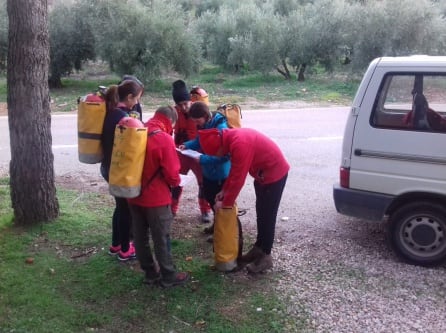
top-left (270, 213), bottom-right (446, 333)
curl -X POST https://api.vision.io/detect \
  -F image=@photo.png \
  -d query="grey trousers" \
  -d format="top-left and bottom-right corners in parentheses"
top-left (129, 204), bottom-right (175, 281)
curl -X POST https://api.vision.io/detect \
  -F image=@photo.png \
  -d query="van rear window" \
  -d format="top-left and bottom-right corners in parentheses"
top-left (372, 73), bottom-right (446, 132)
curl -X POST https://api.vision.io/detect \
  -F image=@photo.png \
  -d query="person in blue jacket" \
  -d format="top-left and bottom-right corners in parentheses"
top-left (178, 101), bottom-right (230, 238)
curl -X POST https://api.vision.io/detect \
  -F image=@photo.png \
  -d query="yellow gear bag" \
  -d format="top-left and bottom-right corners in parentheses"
top-left (214, 205), bottom-right (240, 272)
top-left (217, 103), bottom-right (242, 128)
top-left (77, 93), bottom-right (106, 164)
top-left (109, 123), bottom-right (147, 198)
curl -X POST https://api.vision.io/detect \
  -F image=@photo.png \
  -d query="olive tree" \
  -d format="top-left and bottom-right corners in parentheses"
top-left (193, 5), bottom-right (240, 70)
top-left (347, 0), bottom-right (446, 70)
top-left (229, 8), bottom-right (282, 75)
top-left (48, 1), bottom-right (95, 87)
top-left (91, 0), bottom-right (200, 82)
top-left (194, 1), bottom-right (281, 73)
top-left (286, 0), bottom-right (349, 81)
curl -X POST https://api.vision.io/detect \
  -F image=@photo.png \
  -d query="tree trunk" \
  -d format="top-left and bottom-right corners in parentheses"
top-left (48, 74), bottom-right (63, 89)
top-left (7, 0), bottom-right (59, 225)
top-left (297, 63), bottom-right (306, 82)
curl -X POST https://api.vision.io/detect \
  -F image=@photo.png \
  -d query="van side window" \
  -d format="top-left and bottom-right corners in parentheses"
top-left (371, 74), bottom-right (446, 132)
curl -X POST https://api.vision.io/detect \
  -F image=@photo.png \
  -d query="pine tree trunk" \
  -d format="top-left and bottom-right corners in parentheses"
top-left (7, 0), bottom-right (59, 225)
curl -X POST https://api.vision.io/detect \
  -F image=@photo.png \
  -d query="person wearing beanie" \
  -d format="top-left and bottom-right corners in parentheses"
top-left (198, 127), bottom-right (290, 274)
top-left (179, 102), bottom-right (231, 241)
top-left (127, 106), bottom-right (189, 288)
top-left (171, 80), bottom-right (212, 223)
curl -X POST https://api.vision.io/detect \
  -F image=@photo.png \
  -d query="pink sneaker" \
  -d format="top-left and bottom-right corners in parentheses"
top-left (118, 243), bottom-right (136, 261)
top-left (108, 245), bottom-right (121, 256)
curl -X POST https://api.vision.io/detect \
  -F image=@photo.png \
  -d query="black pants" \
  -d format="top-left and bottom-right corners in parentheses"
top-left (202, 177), bottom-right (226, 212)
top-left (254, 173), bottom-right (288, 255)
top-left (101, 164), bottom-right (132, 252)
top-left (112, 196), bottom-right (132, 252)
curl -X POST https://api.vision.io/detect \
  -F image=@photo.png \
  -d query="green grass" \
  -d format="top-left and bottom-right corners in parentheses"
top-left (0, 180), bottom-right (307, 332)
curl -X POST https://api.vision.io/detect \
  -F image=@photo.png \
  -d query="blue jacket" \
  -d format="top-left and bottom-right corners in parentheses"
top-left (183, 112), bottom-right (230, 181)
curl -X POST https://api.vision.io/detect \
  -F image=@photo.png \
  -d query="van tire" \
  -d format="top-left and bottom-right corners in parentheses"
top-left (388, 202), bottom-right (446, 267)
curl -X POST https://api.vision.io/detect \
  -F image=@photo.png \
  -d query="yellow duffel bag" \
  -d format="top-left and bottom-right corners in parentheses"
top-left (109, 117), bottom-right (147, 198)
top-left (77, 93), bottom-right (106, 164)
top-left (214, 205), bottom-right (242, 272)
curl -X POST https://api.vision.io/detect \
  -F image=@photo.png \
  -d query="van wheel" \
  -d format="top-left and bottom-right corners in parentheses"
top-left (388, 202), bottom-right (446, 266)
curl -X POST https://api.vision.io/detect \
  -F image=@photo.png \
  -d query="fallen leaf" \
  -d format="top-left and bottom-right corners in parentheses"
top-left (25, 257), bottom-right (34, 264)
top-left (195, 319), bottom-right (206, 327)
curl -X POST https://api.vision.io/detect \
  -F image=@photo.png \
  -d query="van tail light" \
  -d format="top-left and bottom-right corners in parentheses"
top-left (340, 167), bottom-right (350, 188)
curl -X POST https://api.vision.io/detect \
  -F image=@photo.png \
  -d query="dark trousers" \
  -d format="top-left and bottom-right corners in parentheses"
top-left (254, 173), bottom-right (288, 255)
top-left (112, 197), bottom-right (132, 252)
top-left (202, 177), bottom-right (226, 212)
top-left (101, 164), bottom-right (132, 252)
top-left (129, 204), bottom-right (176, 281)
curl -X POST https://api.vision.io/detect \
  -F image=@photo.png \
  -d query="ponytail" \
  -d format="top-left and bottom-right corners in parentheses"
top-left (104, 85), bottom-right (119, 113)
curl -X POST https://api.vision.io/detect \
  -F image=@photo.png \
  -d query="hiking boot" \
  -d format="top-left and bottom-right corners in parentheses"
top-left (108, 244), bottom-right (121, 256)
top-left (203, 223), bottom-right (214, 234)
top-left (246, 254), bottom-right (273, 274)
top-left (143, 274), bottom-right (161, 286)
top-left (117, 243), bottom-right (136, 261)
top-left (238, 245), bottom-right (263, 265)
top-left (201, 212), bottom-right (212, 224)
top-left (160, 272), bottom-right (190, 288)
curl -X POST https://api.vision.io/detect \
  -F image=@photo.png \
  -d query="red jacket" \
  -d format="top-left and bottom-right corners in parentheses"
top-left (220, 128), bottom-right (290, 207)
top-left (173, 105), bottom-right (198, 146)
top-left (128, 113), bottom-right (181, 208)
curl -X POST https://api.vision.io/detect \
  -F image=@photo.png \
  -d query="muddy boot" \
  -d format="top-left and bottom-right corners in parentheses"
top-left (246, 254), bottom-right (273, 274)
top-left (237, 245), bottom-right (263, 268)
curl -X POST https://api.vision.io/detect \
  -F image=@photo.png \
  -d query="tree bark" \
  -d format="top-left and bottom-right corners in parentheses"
top-left (297, 63), bottom-right (307, 82)
top-left (276, 59), bottom-right (292, 80)
top-left (7, 0), bottom-right (59, 225)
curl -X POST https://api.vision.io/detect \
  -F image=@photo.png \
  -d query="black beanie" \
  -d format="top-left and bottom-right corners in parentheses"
top-left (172, 80), bottom-right (190, 104)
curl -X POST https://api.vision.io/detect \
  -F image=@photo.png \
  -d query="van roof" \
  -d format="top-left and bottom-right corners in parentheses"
top-left (376, 55), bottom-right (446, 67)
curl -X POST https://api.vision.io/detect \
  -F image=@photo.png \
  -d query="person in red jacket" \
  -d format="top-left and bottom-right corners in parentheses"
top-left (128, 106), bottom-right (189, 288)
top-left (198, 127), bottom-right (290, 273)
top-left (171, 80), bottom-right (212, 223)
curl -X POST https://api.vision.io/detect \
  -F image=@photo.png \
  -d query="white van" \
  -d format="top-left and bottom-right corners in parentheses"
top-left (333, 56), bottom-right (446, 266)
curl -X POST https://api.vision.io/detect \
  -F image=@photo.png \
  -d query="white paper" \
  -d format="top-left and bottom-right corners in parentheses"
top-left (177, 148), bottom-right (202, 159)
top-left (180, 174), bottom-right (194, 186)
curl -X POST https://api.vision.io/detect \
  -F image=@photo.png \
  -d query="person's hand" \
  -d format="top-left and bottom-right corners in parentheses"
top-left (178, 144), bottom-right (186, 150)
top-left (215, 191), bottom-right (224, 201)
top-left (214, 200), bottom-right (223, 211)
